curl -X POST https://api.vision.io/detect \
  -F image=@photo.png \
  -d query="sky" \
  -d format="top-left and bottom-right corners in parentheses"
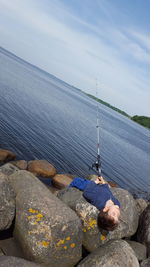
top-left (0, 0), bottom-right (150, 116)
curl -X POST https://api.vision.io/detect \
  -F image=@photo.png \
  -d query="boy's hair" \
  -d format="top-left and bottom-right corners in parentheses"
top-left (97, 209), bottom-right (119, 231)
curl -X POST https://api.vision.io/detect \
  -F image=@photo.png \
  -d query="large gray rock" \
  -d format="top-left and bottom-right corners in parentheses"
top-left (135, 198), bottom-right (147, 216)
top-left (137, 204), bottom-right (150, 255)
top-left (0, 173), bottom-right (15, 230)
top-left (140, 258), bottom-right (150, 267)
top-left (110, 187), bottom-right (139, 238)
top-left (0, 163), bottom-right (19, 176)
top-left (58, 187), bottom-right (139, 252)
top-left (10, 160), bottom-right (28, 170)
top-left (9, 171), bottom-right (82, 267)
top-left (126, 241), bottom-right (147, 261)
top-left (0, 256), bottom-right (40, 266)
top-left (0, 238), bottom-right (24, 258)
top-left (77, 239), bottom-right (140, 267)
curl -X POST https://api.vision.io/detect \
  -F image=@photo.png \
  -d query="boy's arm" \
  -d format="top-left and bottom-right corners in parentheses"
top-left (69, 177), bottom-right (91, 191)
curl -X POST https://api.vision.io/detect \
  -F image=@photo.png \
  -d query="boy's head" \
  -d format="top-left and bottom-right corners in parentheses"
top-left (97, 205), bottom-right (120, 231)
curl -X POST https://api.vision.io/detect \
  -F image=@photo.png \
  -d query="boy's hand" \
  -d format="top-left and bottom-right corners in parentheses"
top-left (95, 176), bottom-right (106, 184)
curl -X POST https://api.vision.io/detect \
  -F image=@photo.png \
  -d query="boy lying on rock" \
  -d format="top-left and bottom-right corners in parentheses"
top-left (69, 176), bottom-right (120, 231)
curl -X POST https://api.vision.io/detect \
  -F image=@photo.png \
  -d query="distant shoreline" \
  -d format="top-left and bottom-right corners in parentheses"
top-left (83, 92), bottom-right (150, 130)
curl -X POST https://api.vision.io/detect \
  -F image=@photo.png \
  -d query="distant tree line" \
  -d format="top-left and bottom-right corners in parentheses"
top-left (85, 93), bottom-right (130, 118)
top-left (81, 91), bottom-right (150, 130)
top-left (131, 116), bottom-right (150, 129)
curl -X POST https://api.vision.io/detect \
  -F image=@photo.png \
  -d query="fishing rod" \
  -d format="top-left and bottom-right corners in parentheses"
top-left (91, 79), bottom-right (102, 177)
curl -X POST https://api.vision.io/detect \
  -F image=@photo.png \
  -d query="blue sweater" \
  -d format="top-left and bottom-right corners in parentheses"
top-left (69, 177), bottom-right (120, 210)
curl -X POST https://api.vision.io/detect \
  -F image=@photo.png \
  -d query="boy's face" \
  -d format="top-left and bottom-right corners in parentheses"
top-left (107, 205), bottom-right (120, 223)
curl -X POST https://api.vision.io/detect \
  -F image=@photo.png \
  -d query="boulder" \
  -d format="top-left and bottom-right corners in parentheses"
top-left (0, 163), bottom-right (19, 176)
top-left (110, 187), bottom-right (139, 238)
top-left (135, 198), bottom-right (147, 216)
top-left (0, 172), bottom-right (15, 230)
top-left (126, 241), bottom-right (147, 261)
top-left (27, 160), bottom-right (56, 177)
top-left (52, 174), bottom-right (73, 189)
top-left (9, 171), bottom-right (82, 266)
top-left (0, 249), bottom-right (4, 256)
top-left (11, 160), bottom-right (28, 170)
top-left (58, 187), bottom-right (139, 252)
top-left (137, 204), bottom-right (150, 255)
top-left (0, 238), bottom-right (25, 258)
top-left (48, 185), bottom-right (60, 195)
top-left (77, 239), bottom-right (139, 267)
top-left (0, 149), bottom-right (16, 163)
top-left (0, 256), bottom-right (40, 266)
top-left (140, 258), bottom-right (150, 267)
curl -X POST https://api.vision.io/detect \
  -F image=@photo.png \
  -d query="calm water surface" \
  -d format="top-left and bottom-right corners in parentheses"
top-left (0, 47), bottom-right (150, 199)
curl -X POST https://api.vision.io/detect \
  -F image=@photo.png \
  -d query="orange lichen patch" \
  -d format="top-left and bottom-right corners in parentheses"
top-left (70, 243), bottom-right (75, 248)
top-left (66, 236), bottom-right (71, 241)
top-left (100, 234), bottom-right (106, 241)
top-left (56, 239), bottom-right (65, 247)
top-left (37, 241), bottom-right (49, 247)
top-left (64, 246), bottom-right (67, 249)
top-left (28, 208), bottom-right (38, 214)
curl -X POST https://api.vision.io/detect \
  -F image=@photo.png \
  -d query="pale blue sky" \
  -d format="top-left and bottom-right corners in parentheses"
top-left (0, 0), bottom-right (150, 116)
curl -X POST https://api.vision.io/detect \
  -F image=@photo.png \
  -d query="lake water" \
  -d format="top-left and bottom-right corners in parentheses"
top-left (0, 47), bottom-right (150, 199)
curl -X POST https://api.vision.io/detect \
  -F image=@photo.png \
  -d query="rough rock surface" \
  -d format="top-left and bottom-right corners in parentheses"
top-left (0, 238), bottom-right (25, 258)
top-left (110, 187), bottom-right (139, 238)
top-left (0, 163), bottom-right (19, 176)
top-left (135, 198), bottom-right (147, 216)
top-left (58, 187), bottom-right (139, 252)
top-left (27, 160), bottom-right (56, 177)
top-left (0, 172), bottom-right (15, 230)
top-left (0, 256), bottom-right (40, 266)
top-left (77, 239), bottom-right (139, 267)
top-left (137, 204), bottom-right (150, 254)
top-left (0, 149), bottom-right (16, 163)
top-left (11, 160), bottom-right (28, 170)
top-left (140, 258), bottom-right (150, 267)
top-left (126, 241), bottom-right (147, 261)
top-left (52, 174), bottom-right (73, 189)
top-left (48, 185), bottom-right (59, 195)
top-left (9, 171), bottom-right (82, 267)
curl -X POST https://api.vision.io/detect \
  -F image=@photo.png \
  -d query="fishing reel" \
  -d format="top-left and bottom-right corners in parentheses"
top-left (89, 157), bottom-right (102, 177)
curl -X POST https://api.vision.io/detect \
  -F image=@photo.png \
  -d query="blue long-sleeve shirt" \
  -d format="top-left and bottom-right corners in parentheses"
top-left (69, 177), bottom-right (120, 210)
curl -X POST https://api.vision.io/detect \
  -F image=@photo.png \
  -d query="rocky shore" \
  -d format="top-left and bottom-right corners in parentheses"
top-left (0, 149), bottom-right (150, 266)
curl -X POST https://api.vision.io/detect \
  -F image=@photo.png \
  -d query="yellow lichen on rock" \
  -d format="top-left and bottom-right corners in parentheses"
top-left (82, 218), bottom-right (96, 232)
top-left (56, 239), bottom-right (65, 247)
top-left (28, 208), bottom-right (38, 214)
top-left (36, 240), bottom-right (50, 248)
top-left (100, 234), bottom-right (106, 241)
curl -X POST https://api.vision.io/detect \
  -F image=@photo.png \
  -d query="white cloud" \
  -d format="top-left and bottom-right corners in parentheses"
top-left (130, 30), bottom-right (150, 52)
top-left (0, 0), bottom-right (150, 115)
